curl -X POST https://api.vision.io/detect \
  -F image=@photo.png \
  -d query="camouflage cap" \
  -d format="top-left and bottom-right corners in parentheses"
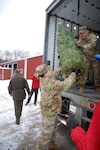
top-left (79, 26), bottom-right (88, 34)
top-left (35, 64), bottom-right (50, 75)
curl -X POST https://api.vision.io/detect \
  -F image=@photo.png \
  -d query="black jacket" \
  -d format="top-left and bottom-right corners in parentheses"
top-left (8, 75), bottom-right (30, 101)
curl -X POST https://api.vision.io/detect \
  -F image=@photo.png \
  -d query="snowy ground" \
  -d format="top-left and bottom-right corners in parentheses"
top-left (0, 80), bottom-right (77, 150)
top-left (0, 80), bottom-right (42, 150)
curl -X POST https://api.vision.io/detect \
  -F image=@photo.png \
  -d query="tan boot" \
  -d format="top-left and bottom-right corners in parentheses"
top-left (48, 141), bottom-right (61, 150)
top-left (79, 86), bottom-right (84, 94)
top-left (96, 87), bottom-right (100, 92)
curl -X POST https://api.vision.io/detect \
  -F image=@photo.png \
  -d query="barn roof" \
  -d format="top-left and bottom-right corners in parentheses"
top-left (0, 55), bottom-right (43, 65)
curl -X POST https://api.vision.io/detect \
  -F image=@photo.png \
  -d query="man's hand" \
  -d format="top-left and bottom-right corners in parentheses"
top-left (65, 114), bottom-right (69, 118)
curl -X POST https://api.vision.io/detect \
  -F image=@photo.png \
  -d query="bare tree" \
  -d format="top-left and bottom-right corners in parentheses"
top-left (0, 49), bottom-right (31, 63)
top-left (12, 49), bottom-right (30, 60)
top-left (4, 50), bottom-right (12, 61)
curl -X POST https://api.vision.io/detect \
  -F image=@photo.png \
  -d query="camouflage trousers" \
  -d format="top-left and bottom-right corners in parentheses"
top-left (85, 58), bottom-right (100, 86)
top-left (37, 115), bottom-right (57, 150)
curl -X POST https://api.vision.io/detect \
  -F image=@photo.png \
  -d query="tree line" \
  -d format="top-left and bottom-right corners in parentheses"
top-left (0, 49), bottom-right (30, 63)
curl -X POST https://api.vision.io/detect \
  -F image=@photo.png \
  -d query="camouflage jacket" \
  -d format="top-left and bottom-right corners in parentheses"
top-left (76, 33), bottom-right (98, 61)
top-left (40, 71), bottom-right (76, 116)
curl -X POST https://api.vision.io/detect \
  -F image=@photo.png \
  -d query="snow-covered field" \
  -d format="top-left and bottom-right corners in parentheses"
top-left (0, 80), bottom-right (42, 150)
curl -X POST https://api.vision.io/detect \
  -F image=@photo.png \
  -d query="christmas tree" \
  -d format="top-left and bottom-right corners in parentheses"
top-left (57, 24), bottom-right (87, 85)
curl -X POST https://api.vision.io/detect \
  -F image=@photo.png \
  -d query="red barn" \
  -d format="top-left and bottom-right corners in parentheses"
top-left (0, 67), bottom-right (11, 80)
top-left (0, 55), bottom-right (43, 80)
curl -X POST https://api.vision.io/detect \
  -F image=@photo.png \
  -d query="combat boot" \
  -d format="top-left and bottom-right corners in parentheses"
top-left (79, 86), bottom-right (84, 94)
top-left (48, 141), bottom-right (61, 150)
top-left (96, 86), bottom-right (100, 92)
top-left (16, 118), bottom-right (20, 125)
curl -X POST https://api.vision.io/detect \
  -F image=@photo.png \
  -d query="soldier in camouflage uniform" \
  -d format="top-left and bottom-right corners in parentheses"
top-left (36, 64), bottom-right (78, 150)
top-left (76, 26), bottom-right (100, 92)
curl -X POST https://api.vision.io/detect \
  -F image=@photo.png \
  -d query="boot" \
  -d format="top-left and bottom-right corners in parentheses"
top-left (48, 141), bottom-right (61, 150)
top-left (96, 86), bottom-right (100, 92)
top-left (16, 118), bottom-right (20, 125)
top-left (79, 86), bottom-right (84, 94)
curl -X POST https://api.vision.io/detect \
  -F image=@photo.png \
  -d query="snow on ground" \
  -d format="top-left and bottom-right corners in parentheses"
top-left (0, 80), bottom-right (42, 150)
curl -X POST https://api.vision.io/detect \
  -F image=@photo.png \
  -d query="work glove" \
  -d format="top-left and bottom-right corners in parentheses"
top-left (67, 114), bottom-right (79, 131)
top-left (72, 68), bottom-right (81, 75)
top-left (94, 54), bottom-right (100, 61)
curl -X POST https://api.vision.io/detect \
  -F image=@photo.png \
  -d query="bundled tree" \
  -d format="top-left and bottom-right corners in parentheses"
top-left (57, 24), bottom-right (87, 93)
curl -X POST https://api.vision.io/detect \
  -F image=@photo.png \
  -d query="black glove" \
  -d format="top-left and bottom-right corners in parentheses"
top-left (72, 68), bottom-right (81, 75)
top-left (67, 114), bottom-right (79, 131)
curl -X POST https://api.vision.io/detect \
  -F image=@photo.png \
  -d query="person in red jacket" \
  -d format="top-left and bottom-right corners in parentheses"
top-left (66, 101), bottom-right (100, 150)
top-left (25, 72), bottom-right (40, 106)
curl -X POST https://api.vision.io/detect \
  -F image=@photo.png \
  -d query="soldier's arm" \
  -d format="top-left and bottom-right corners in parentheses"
top-left (53, 72), bottom-right (76, 92)
top-left (82, 34), bottom-right (97, 50)
top-left (52, 68), bottom-right (63, 79)
top-left (75, 39), bottom-right (82, 48)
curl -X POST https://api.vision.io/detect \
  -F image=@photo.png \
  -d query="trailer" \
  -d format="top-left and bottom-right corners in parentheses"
top-left (43, 0), bottom-right (100, 149)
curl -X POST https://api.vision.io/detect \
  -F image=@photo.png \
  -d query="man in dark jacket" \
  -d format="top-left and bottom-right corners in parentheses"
top-left (8, 69), bottom-right (30, 125)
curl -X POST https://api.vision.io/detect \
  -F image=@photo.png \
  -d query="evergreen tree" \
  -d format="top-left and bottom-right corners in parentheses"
top-left (57, 24), bottom-right (87, 85)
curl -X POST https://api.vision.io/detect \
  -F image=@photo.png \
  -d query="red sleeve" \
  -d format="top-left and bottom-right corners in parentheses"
top-left (71, 126), bottom-right (86, 150)
top-left (70, 101), bottom-right (100, 150)
top-left (31, 76), bottom-right (40, 88)
top-left (31, 76), bottom-right (35, 80)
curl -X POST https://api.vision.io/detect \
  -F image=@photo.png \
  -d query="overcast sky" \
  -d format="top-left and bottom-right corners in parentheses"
top-left (0, 0), bottom-right (53, 56)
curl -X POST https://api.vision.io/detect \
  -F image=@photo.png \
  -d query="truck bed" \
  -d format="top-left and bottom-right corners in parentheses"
top-left (66, 86), bottom-right (100, 101)
top-left (61, 86), bottom-right (100, 120)
top-left (57, 86), bottom-right (100, 134)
